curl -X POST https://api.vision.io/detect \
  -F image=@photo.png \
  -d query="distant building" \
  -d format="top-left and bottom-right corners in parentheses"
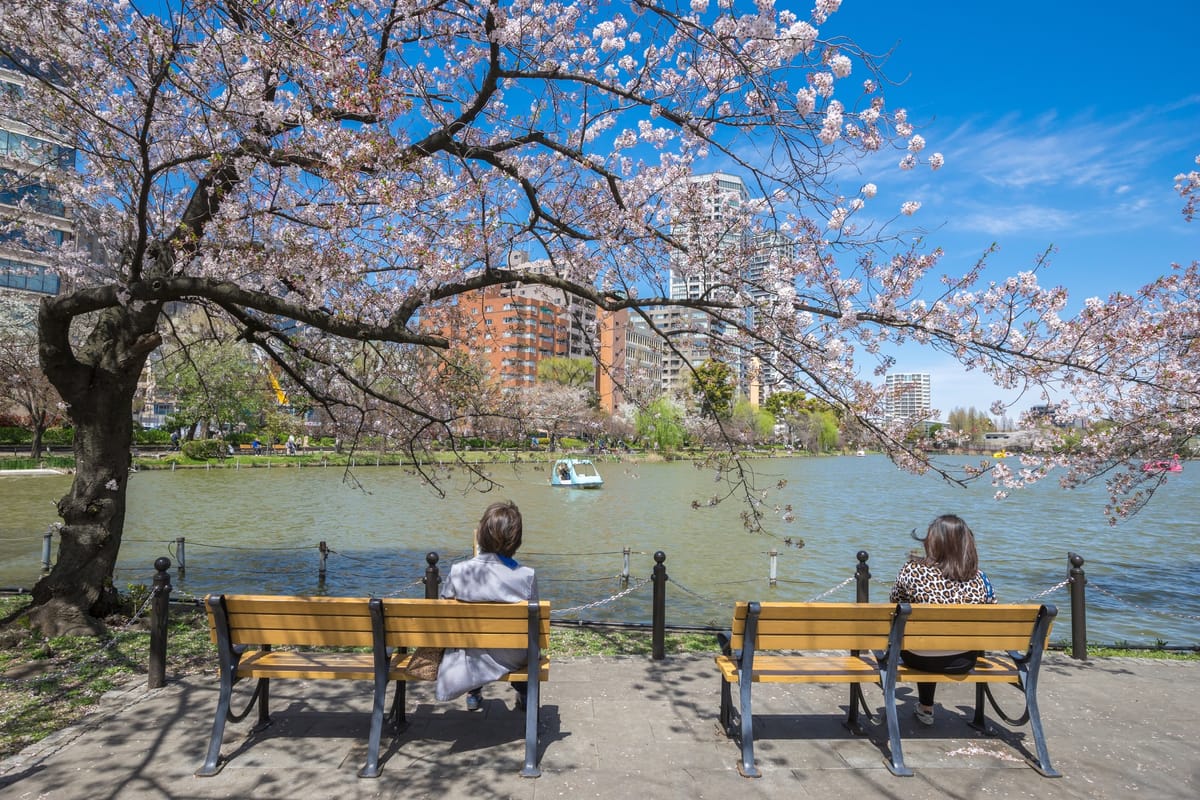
top-left (884, 372), bottom-right (932, 421)
top-left (0, 55), bottom-right (74, 318)
top-left (647, 305), bottom-right (712, 397)
top-left (983, 430), bottom-right (1034, 451)
top-left (427, 282), bottom-right (573, 391)
top-left (596, 309), bottom-right (664, 413)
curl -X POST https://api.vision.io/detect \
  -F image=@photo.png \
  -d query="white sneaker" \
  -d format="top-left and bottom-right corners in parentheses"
top-left (914, 706), bottom-right (934, 726)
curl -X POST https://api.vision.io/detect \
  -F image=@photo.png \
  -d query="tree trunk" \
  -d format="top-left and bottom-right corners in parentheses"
top-left (31, 298), bottom-right (162, 636)
top-left (30, 421), bottom-right (44, 460)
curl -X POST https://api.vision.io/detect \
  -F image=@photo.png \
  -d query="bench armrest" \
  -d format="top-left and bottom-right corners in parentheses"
top-left (716, 630), bottom-right (732, 656)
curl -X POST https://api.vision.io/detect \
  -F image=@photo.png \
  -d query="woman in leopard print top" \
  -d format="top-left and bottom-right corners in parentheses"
top-left (889, 514), bottom-right (995, 725)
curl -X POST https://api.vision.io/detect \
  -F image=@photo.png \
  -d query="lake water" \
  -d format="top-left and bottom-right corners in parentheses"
top-left (2, 455), bottom-right (1198, 646)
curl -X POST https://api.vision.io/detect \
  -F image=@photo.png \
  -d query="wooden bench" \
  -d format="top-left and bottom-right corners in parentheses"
top-left (237, 444), bottom-right (254, 453)
top-left (197, 594), bottom-right (550, 779)
top-left (715, 601), bottom-right (1058, 778)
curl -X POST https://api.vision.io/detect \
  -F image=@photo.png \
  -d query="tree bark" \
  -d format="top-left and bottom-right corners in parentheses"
top-left (31, 298), bottom-right (161, 636)
top-left (30, 421), bottom-right (44, 460)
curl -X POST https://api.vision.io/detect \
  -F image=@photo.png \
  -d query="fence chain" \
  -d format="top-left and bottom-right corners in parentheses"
top-left (1021, 580), bottom-right (1069, 602)
top-left (378, 577), bottom-right (428, 598)
top-left (806, 575), bottom-right (855, 602)
top-left (665, 576), bottom-right (726, 608)
top-left (551, 577), bottom-right (650, 617)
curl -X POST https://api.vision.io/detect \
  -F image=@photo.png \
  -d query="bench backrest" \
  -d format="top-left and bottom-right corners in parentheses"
top-left (380, 598), bottom-right (551, 651)
top-left (729, 602), bottom-right (896, 652)
top-left (897, 603), bottom-right (1054, 652)
top-left (206, 594), bottom-right (378, 648)
top-left (205, 594), bottom-right (551, 651)
top-left (729, 601), bottom-right (1056, 655)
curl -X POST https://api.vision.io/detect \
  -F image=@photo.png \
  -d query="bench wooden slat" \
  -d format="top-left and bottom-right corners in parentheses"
top-left (222, 595), bottom-right (374, 613)
top-left (750, 633), bottom-right (891, 650)
top-left (382, 616), bottom-right (549, 634)
top-left (239, 650), bottom-right (386, 680)
top-left (226, 628), bottom-right (376, 648)
top-left (716, 653), bottom-right (880, 683)
top-left (393, 654), bottom-right (551, 682)
top-left (901, 633), bottom-right (1040, 650)
top-left (895, 654), bottom-right (1018, 683)
top-left (902, 606), bottom-right (1046, 623)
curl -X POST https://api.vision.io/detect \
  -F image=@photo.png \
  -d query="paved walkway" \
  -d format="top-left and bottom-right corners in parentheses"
top-left (0, 653), bottom-right (1195, 799)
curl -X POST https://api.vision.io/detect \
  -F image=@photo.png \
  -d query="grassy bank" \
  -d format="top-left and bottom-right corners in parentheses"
top-left (1, 594), bottom-right (1194, 761)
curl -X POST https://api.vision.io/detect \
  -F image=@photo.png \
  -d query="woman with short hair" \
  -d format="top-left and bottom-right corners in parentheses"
top-left (437, 501), bottom-right (538, 711)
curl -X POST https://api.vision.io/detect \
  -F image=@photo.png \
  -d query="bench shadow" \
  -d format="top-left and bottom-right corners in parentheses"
top-left (712, 681), bottom-right (1051, 774)
top-left (393, 701), bottom-right (566, 757)
top-left (216, 698), bottom-right (566, 776)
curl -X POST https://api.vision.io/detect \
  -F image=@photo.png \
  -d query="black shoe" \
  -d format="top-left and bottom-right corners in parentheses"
top-left (514, 692), bottom-right (527, 712)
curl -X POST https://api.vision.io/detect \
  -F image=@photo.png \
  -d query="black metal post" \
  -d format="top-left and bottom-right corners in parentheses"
top-left (651, 551), bottom-right (666, 660)
top-left (148, 557), bottom-right (172, 689)
top-left (424, 552), bottom-right (441, 599)
top-left (318, 540), bottom-right (328, 586)
top-left (175, 536), bottom-right (186, 578)
top-left (41, 526), bottom-right (53, 574)
top-left (1068, 552), bottom-right (1087, 661)
top-left (855, 550), bottom-right (871, 602)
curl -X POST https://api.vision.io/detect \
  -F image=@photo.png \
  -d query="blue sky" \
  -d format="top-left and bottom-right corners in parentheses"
top-left (820, 0), bottom-right (1200, 421)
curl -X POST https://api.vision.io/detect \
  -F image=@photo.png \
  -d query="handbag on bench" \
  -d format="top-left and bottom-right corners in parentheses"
top-left (402, 647), bottom-right (444, 681)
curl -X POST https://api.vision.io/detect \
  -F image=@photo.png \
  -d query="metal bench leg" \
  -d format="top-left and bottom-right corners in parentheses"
top-left (844, 683), bottom-right (871, 735)
top-left (360, 674), bottom-right (389, 778)
top-left (737, 673), bottom-right (760, 778)
top-left (196, 672), bottom-right (235, 776)
top-left (881, 673), bottom-right (912, 777)
top-left (1024, 673), bottom-right (1061, 777)
top-left (719, 676), bottom-right (734, 736)
top-left (971, 682), bottom-right (987, 730)
top-left (253, 677), bottom-right (271, 731)
top-left (521, 674), bottom-right (541, 777)
top-left (389, 679), bottom-right (406, 726)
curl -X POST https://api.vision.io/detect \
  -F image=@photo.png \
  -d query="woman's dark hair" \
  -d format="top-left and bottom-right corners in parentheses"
top-left (911, 514), bottom-right (979, 582)
top-left (476, 501), bottom-right (523, 558)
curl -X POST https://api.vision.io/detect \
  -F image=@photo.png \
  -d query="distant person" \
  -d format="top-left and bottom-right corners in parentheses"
top-left (169, 431), bottom-right (179, 450)
top-left (286, 434), bottom-right (297, 455)
top-left (889, 514), bottom-right (995, 726)
top-left (437, 501), bottom-right (537, 712)
top-left (252, 438), bottom-right (262, 455)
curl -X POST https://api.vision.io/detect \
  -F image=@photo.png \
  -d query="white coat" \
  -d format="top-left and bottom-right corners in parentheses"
top-left (435, 552), bottom-right (538, 701)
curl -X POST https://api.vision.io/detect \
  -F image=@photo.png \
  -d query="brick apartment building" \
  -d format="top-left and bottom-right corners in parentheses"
top-left (429, 283), bottom-right (574, 391)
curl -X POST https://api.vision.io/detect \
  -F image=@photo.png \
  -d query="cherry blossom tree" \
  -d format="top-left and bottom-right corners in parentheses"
top-left (0, 1), bottom-right (1195, 632)
top-left (0, 310), bottom-right (64, 458)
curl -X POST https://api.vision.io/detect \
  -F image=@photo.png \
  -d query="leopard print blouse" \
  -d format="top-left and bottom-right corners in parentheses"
top-left (888, 561), bottom-right (996, 605)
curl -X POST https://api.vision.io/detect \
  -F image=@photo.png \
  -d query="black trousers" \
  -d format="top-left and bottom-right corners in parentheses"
top-left (899, 650), bottom-right (980, 706)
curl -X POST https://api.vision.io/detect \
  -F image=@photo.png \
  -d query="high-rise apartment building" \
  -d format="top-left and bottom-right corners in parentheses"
top-left (668, 172), bottom-right (750, 302)
top-left (884, 372), bottom-right (932, 420)
top-left (429, 282), bottom-right (572, 390)
top-left (596, 309), bottom-right (664, 413)
top-left (0, 55), bottom-right (72, 316)
top-left (666, 172), bottom-right (805, 403)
